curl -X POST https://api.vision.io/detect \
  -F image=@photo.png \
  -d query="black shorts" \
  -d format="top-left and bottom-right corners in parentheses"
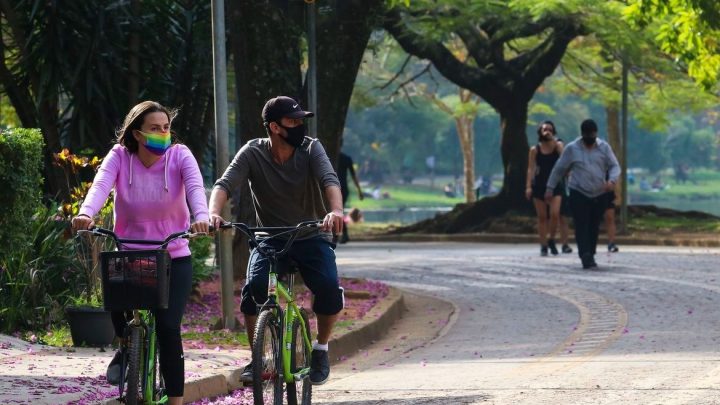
top-left (532, 184), bottom-right (563, 201)
top-left (605, 191), bottom-right (616, 209)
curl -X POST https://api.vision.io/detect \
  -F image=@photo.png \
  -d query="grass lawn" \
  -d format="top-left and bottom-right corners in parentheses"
top-left (630, 168), bottom-right (720, 201)
top-left (348, 183), bottom-right (465, 210)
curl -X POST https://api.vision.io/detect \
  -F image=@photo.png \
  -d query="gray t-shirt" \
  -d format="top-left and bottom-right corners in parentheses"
top-left (214, 137), bottom-right (340, 237)
top-left (546, 137), bottom-right (620, 198)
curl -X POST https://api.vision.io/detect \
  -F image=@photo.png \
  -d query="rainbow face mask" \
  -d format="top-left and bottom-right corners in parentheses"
top-left (138, 130), bottom-right (172, 156)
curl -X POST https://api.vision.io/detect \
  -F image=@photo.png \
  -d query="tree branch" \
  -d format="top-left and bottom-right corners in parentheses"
top-left (384, 8), bottom-right (509, 109)
top-left (378, 54), bottom-right (412, 90)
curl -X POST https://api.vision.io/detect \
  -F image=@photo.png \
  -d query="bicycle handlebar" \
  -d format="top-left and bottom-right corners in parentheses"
top-left (78, 227), bottom-right (202, 249)
top-left (219, 220), bottom-right (320, 258)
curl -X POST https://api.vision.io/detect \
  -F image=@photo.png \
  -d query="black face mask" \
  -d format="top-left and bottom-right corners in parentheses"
top-left (582, 135), bottom-right (596, 146)
top-left (540, 133), bottom-right (553, 142)
top-left (278, 123), bottom-right (306, 148)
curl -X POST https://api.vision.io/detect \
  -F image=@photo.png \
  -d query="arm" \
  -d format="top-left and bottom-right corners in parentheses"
top-left (178, 145), bottom-right (210, 233)
top-left (308, 140), bottom-right (343, 234)
top-left (604, 143), bottom-right (621, 191)
top-left (208, 187), bottom-right (229, 230)
top-left (209, 145), bottom-right (250, 229)
top-left (323, 185), bottom-right (344, 234)
top-left (525, 147), bottom-right (536, 200)
top-left (72, 147), bottom-right (120, 230)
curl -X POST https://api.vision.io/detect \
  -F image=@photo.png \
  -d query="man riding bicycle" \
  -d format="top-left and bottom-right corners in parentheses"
top-left (208, 95), bottom-right (344, 386)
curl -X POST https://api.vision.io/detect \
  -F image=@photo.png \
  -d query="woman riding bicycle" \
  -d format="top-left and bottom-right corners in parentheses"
top-left (71, 101), bottom-right (210, 405)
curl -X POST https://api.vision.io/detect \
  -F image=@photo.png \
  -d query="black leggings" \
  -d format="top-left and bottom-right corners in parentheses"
top-left (111, 256), bottom-right (192, 397)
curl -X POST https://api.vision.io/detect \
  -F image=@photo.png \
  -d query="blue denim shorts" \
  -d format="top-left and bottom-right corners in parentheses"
top-left (241, 236), bottom-right (344, 316)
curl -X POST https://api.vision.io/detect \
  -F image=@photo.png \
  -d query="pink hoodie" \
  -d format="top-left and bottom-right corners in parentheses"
top-left (79, 144), bottom-right (210, 258)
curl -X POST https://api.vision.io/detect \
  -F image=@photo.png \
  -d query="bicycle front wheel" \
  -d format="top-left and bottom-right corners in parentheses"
top-left (126, 326), bottom-right (144, 405)
top-left (252, 309), bottom-right (283, 405)
top-left (287, 308), bottom-right (312, 405)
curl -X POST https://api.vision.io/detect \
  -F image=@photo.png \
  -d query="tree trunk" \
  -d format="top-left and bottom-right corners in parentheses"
top-left (228, 2), bottom-right (304, 280)
top-left (606, 105), bottom-right (623, 207)
top-left (455, 115), bottom-right (475, 203)
top-left (497, 103), bottom-right (531, 210)
top-left (314, 0), bottom-right (383, 164)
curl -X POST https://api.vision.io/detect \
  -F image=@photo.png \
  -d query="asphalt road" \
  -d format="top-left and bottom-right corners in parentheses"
top-left (313, 242), bottom-right (720, 405)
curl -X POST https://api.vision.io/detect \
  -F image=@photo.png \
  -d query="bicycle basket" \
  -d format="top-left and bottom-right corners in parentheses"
top-left (100, 249), bottom-right (170, 311)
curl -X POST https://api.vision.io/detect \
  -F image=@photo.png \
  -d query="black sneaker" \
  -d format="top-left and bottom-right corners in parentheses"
top-left (540, 245), bottom-right (548, 257)
top-left (581, 255), bottom-right (598, 269)
top-left (309, 349), bottom-right (330, 385)
top-left (562, 244), bottom-right (573, 254)
top-left (239, 362), bottom-right (253, 383)
top-left (548, 239), bottom-right (559, 256)
top-left (106, 348), bottom-right (126, 385)
top-left (608, 243), bottom-right (619, 253)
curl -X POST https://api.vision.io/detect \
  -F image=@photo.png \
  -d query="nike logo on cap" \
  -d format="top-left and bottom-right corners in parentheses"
top-left (292, 104), bottom-right (298, 108)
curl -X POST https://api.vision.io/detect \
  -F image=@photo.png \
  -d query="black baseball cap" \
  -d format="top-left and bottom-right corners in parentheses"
top-left (261, 96), bottom-right (314, 123)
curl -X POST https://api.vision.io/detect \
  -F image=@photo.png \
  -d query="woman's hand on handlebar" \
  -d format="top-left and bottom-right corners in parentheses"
top-left (71, 214), bottom-right (94, 231)
top-left (190, 220), bottom-right (211, 234)
top-left (322, 210), bottom-right (344, 235)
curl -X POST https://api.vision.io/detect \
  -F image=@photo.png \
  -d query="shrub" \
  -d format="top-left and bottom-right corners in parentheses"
top-left (190, 236), bottom-right (214, 287)
top-left (0, 204), bottom-right (80, 333)
top-left (0, 128), bottom-right (44, 260)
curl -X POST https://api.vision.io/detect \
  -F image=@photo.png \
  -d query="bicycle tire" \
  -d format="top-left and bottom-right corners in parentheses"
top-left (252, 309), bottom-right (283, 405)
top-left (287, 308), bottom-right (312, 405)
top-left (126, 326), bottom-right (144, 405)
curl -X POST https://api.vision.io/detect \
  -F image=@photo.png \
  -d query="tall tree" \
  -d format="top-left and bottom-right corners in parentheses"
top-left (383, 1), bottom-right (586, 229)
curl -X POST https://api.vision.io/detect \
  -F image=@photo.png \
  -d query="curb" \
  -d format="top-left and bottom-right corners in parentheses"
top-left (103, 286), bottom-right (405, 404)
top-left (355, 232), bottom-right (720, 247)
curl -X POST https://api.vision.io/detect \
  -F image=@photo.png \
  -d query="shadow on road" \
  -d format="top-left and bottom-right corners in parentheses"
top-left (320, 394), bottom-right (489, 404)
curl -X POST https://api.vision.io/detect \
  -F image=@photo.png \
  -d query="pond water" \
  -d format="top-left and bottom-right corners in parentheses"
top-left (361, 198), bottom-right (720, 225)
top-left (361, 207), bottom-right (453, 224)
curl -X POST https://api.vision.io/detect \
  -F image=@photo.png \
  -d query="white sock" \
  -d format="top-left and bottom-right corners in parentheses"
top-left (312, 341), bottom-right (329, 351)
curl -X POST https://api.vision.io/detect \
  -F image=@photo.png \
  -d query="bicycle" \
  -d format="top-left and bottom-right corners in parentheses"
top-left (219, 220), bottom-right (319, 405)
top-left (79, 227), bottom-right (203, 405)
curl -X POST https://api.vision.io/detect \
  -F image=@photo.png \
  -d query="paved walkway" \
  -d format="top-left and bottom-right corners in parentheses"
top-left (0, 288), bottom-right (403, 405)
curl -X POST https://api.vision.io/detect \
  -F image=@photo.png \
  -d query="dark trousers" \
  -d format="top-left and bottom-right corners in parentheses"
top-left (111, 256), bottom-right (192, 397)
top-left (569, 189), bottom-right (607, 260)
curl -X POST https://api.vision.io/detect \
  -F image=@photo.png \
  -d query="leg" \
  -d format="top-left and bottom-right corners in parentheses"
top-left (291, 237), bottom-right (343, 385)
top-left (548, 196), bottom-right (561, 240)
top-left (559, 215), bottom-right (570, 245)
top-left (155, 256), bottom-right (193, 403)
top-left (570, 190), bottom-right (592, 265)
top-left (588, 197), bottom-right (606, 257)
top-left (533, 198), bottom-right (548, 247)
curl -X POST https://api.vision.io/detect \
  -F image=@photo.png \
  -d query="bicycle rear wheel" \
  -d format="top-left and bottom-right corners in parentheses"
top-left (252, 309), bottom-right (283, 405)
top-left (126, 326), bottom-right (144, 405)
top-left (287, 308), bottom-right (312, 405)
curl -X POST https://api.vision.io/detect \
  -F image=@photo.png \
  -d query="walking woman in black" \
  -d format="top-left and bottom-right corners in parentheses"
top-left (525, 121), bottom-right (566, 256)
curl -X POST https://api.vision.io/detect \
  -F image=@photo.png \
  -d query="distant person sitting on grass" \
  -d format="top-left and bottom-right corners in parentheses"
top-left (639, 176), bottom-right (651, 191)
top-left (444, 183), bottom-right (456, 198)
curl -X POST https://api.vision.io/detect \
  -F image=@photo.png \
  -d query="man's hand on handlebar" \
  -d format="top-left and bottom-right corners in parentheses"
top-left (322, 210), bottom-right (344, 235)
top-left (209, 213), bottom-right (226, 232)
top-left (71, 214), bottom-right (94, 231)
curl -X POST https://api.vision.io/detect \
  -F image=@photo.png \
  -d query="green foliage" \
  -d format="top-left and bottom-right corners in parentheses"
top-left (190, 237), bottom-right (214, 288)
top-left (0, 128), bottom-right (44, 260)
top-left (624, 0), bottom-right (720, 88)
top-left (0, 204), bottom-right (80, 333)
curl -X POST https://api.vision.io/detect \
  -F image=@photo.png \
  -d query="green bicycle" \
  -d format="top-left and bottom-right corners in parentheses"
top-left (81, 227), bottom-right (201, 405)
top-left (220, 220), bottom-right (318, 405)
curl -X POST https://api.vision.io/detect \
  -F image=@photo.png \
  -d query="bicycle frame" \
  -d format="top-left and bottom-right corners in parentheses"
top-left (267, 264), bottom-right (313, 384)
top-left (130, 309), bottom-right (166, 404)
top-left (220, 220), bottom-right (319, 386)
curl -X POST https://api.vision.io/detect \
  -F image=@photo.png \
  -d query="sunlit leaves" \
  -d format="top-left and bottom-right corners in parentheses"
top-left (624, 0), bottom-right (720, 88)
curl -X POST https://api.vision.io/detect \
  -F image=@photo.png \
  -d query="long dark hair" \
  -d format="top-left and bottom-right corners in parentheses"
top-left (116, 101), bottom-right (178, 153)
top-left (536, 120), bottom-right (556, 142)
